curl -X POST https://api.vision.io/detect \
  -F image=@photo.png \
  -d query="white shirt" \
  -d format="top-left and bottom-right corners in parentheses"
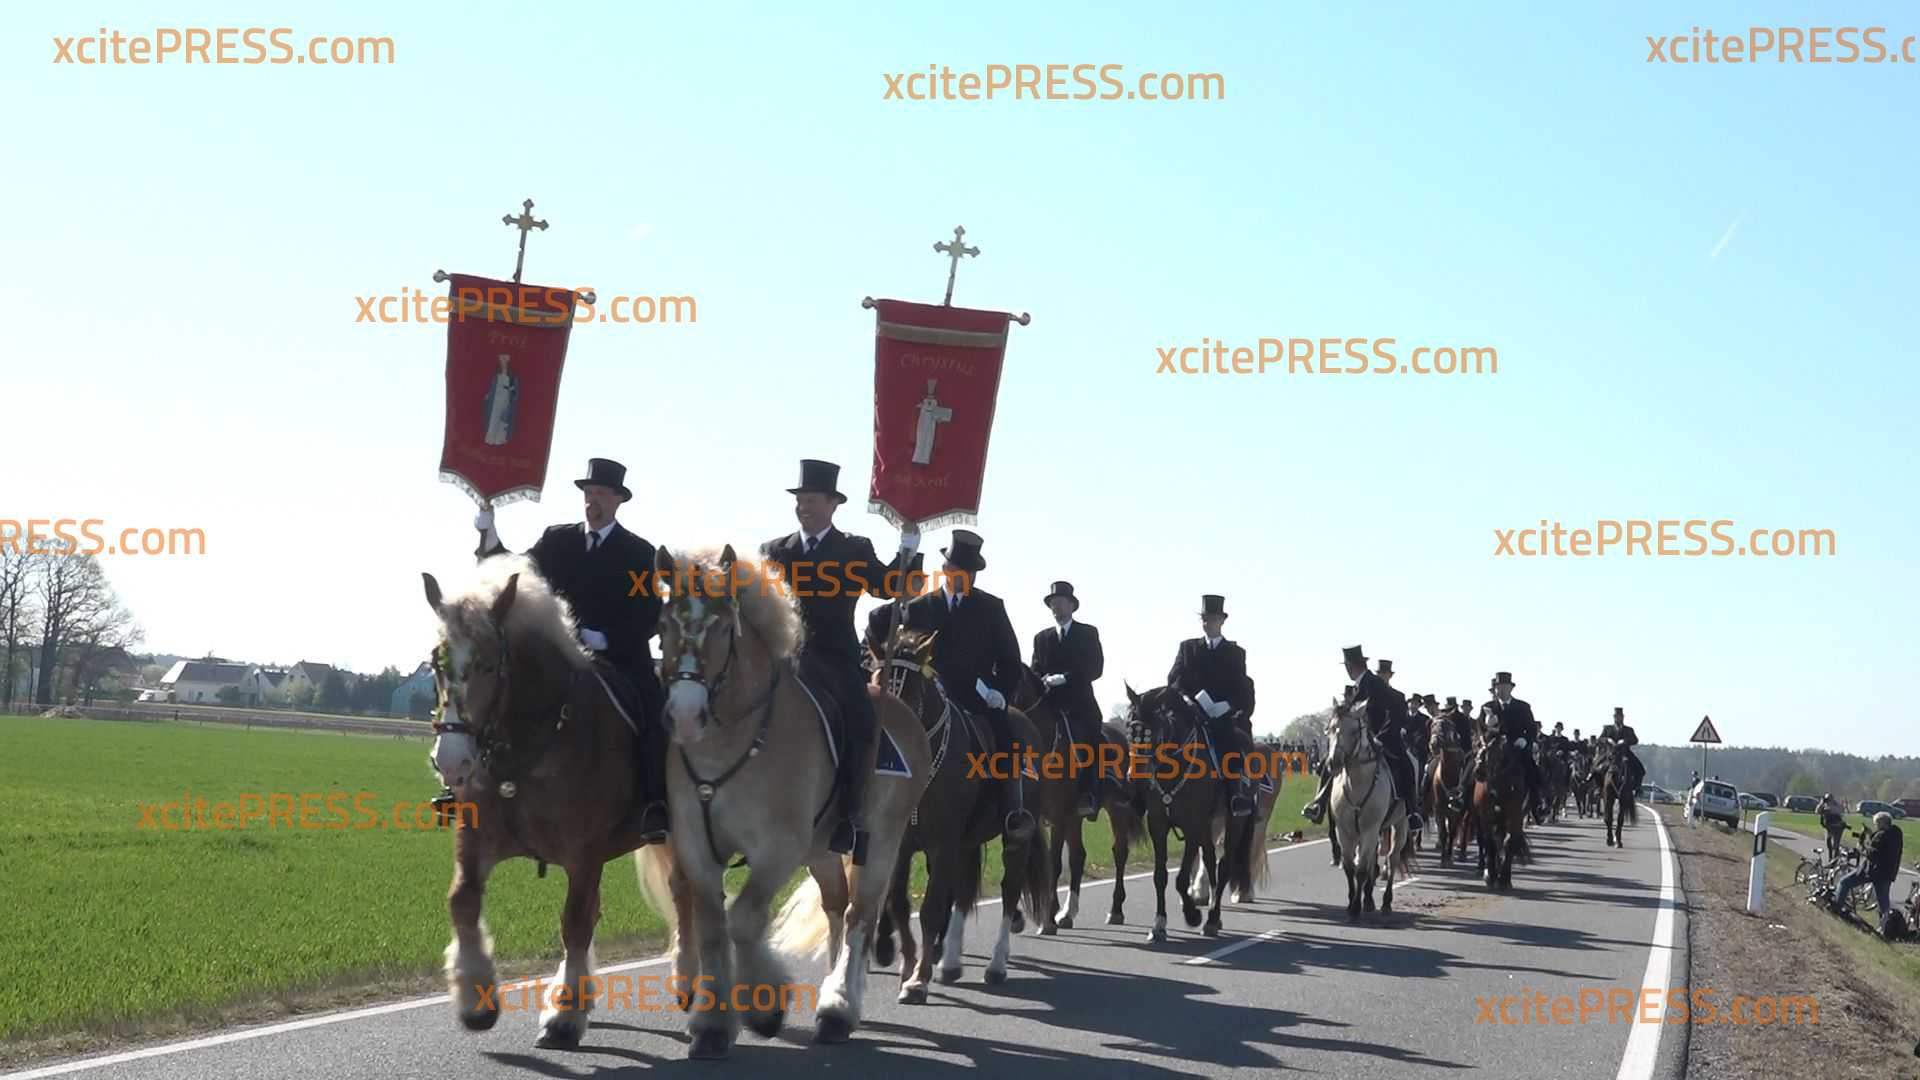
top-left (801, 526), bottom-right (831, 552)
top-left (1205, 635), bottom-right (1222, 650)
top-left (1055, 617), bottom-right (1074, 638)
top-left (586, 521), bottom-right (616, 550)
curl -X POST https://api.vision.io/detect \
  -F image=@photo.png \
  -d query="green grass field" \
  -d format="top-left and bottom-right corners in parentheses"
top-left (0, 714), bottom-right (1306, 1051)
top-left (1758, 809), bottom-right (1917, 850)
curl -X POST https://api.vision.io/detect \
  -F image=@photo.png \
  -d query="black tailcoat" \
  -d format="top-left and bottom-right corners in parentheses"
top-left (901, 586), bottom-right (1022, 714)
top-left (1032, 620), bottom-right (1104, 733)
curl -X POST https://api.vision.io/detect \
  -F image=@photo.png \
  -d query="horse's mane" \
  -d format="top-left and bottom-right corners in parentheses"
top-left (436, 555), bottom-right (588, 665)
top-left (666, 546), bottom-right (805, 660)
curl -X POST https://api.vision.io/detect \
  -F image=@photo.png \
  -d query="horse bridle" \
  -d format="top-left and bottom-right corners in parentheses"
top-left (1130, 693), bottom-right (1204, 808)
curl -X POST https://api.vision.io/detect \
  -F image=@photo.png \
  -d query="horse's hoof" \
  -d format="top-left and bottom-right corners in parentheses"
top-left (1147, 926), bottom-right (1168, 944)
top-left (1106, 912), bottom-right (1124, 926)
top-left (459, 1005), bottom-right (500, 1032)
top-left (689, 1028), bottom-right (732, 1059)
top-left (814, 1012), bottom-right (854, 1044)
top-left (899, 984), bottom-right (928, 1005)
top-left (938, 966), bottom-right (962, 984)
top-left (1182, 906), bottom-right (1202, 928)
top-left (745, 1009), bottom-right (785, 1039)
top-left (983, 967), bottom-right (1007, 985)
top-left (536, 1019), bottom-right (584, 1050)
top-left (1202, 922), bottom-right (1221, 938)
top-left (1347, 906), bottom-right (1361, 921)
top-left (873, 936), bottom-right (896, 967)
top-left (1233, 890), bottom-right (1253, 904)
top-left (1057, 914), bottom-right (1074, 930)
top-left (1038, 921), bottom-right (1058, 937)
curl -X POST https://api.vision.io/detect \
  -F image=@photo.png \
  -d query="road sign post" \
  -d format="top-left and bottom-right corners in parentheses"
top-left (1690, 714), bottom-right (1721, 780)
top-left (1748, 811), bottom-right (1770, 914)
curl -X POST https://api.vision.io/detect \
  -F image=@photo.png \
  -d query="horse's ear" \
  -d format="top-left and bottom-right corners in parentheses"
top-left (422, 572), bottom-right (443, 613)
top-left (490, 573), bottom-right (519, 624)
top-left (720, 543), bottom-right (736, 569)
top-left (1125, 683), bottom-right (1139, 704)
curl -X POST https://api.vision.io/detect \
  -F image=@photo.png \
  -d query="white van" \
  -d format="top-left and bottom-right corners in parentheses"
top-left (1689, 779), bottom-right (1741, 826)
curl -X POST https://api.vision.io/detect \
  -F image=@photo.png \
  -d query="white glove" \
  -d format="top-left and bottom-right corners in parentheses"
top-left (579, 628), bottom-right (609, 651)
top-left (975, 679), bottom-right (1005, 710)
top-left (474, 509), bottom-right (494, 531)
top-left (1514, 737), bottom-right (1528, 750)
top-left (1043, 673), bottom-right (1067, 688)
top-left (1196, 690), bottom-right (1230, 718)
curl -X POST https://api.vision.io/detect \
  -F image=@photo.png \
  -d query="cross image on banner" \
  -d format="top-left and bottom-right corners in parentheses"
top-left (437, 273), bottom-right (577, 506)
top-left (867, 298), bottom-right (1014, 529)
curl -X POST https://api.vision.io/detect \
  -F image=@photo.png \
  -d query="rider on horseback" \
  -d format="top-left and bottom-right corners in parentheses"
top-left (472, 457), bottom-right (669, 843)
top-left (1031, 581), bottom-right (1106, 820)
top-left (1593, 707), bottom-right (1645, 793)
top-left (899, 529), bottom-right (1037, 841)
top-left (1165, 594), bottom-right (1257, 817)
top-left (1470, 672), bottom-right (1547, 821)
top-left (1302, 646), bottom-right (1423, 833)
top-left (759, 459), bottom-right (917, 865)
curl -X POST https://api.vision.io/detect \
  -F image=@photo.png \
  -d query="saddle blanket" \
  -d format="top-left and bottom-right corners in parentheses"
top-left (798, 672), bottom-right (913, 779)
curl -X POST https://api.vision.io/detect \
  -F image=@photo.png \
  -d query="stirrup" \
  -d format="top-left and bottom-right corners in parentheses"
top-left (829, 818), bottom-right (869, 865)
top-left (1230, 793), bottom-right (1254, 817)
top-left (1004, 807), bottom-right (1036, 840)
top-left (1076, 791), bottom-right (1099, 819)
top-left (625, 799), bottom-right (669, 844)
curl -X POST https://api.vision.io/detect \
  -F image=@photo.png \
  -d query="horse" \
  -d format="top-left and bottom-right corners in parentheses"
top-left (628, 545), bottom-right (932, 1057)
top-left (1006, 669), bottom-right (1143, 932)
top-left (1469, 726), bottom-right (1530, 889)
top-left (421, 556), bottom-right (690, 1050)
top-left (1186, 756), bottom-right (1281, 907)
top-left (1116, 684), bottom-right (1258, 941)
top-left (1425, 715), bottom-right (1471, 867)
top-left (1597, 740), bottom-right (1639, 847)
top-left (1543, 744), bottom-right (1573, 823)
top-left (852, 623), bottom-right (1055, 999)
top-left (1570, 743), bottom-right (1596, 817)
top-left (1325, 696), bottom-right (1414, 919)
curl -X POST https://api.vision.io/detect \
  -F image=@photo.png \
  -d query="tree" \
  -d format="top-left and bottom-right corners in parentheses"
top-left (1277, 710), bottom-right (1330, 748)
top-left (320, 671), bottom-right (350, 710)
top-left (34, 545), bottom-right (135, 707)
top-left (216, 685), bottom-right (242, 706)
top-left (0, 545), bottom-right (41, 711)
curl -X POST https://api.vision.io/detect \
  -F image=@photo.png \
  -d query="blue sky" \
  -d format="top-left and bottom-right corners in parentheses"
top-left (6, 2), bottom-right (1914, 755)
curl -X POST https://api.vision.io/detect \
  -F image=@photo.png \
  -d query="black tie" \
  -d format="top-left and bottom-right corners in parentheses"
top-left (587, 532), bottom-right (599, 553)
top-left (804, 536), bottom-right (817, 554)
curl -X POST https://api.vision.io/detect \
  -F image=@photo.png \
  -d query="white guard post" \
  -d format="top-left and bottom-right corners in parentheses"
top-left (1746, 811), bottom-right (1770, 914)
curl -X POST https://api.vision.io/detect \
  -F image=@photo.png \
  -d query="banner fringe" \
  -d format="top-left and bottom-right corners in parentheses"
top-left (868, 501), bottom-right (975, 531)
top-left (441, 469), bottom-right (542, 508)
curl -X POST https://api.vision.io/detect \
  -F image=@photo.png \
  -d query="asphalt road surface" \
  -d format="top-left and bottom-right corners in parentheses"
top-left (6, 807), bottom-right (1685, 1080)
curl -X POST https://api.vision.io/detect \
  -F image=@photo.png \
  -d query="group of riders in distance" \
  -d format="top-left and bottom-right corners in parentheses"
top-left (417, 454), bottom-right (1651, 1057)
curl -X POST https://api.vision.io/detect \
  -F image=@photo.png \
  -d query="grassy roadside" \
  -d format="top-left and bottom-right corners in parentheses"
top-left (1, 713), bottom-right (1306, 1066)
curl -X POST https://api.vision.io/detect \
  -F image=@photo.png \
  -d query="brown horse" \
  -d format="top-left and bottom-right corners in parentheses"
top-left (1597, 742), bottom-right (1638, 847)
top-left (1425, 715), bottom-right (1471, 867)
top-left (1006, 668), bottom-right (1142, 932)
top-left (854, 625), bottom-right (1054, 998)
top-left (1470, 732), bottom-right (1530, 890)
top-left (1187, 768), bottom-right (1280, 906)
top-left (630, 545), bottom-right (932, 1057)
top-left (1115, 684), bottom-right (1258, 940)
top-left (422, 557), bottom-right (691, 1050)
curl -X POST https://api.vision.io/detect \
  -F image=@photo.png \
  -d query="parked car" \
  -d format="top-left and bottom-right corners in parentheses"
top-left (1784, 795), bottom-right (1820, 813)
top-left (1690, 780), bottom-right (1742, 826)
top-left (1737, 793), bottom-right (1769, 810)
top-left (1747, 792), bottom-right (1779, 808)
top-left (1638, 784), bottom-right (1677, 805)
top-left (1894, 798), bottom-right (1920, 818)
top-left (1858, 800), bottom-right (1895, 817)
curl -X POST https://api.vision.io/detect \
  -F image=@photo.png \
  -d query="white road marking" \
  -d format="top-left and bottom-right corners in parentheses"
top-left (1615, 803), bottom-right (1677, 1080)
top-left (1183, 927), bottom-right (1284, 965)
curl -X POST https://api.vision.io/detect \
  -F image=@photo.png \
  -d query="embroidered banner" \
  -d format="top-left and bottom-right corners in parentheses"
top-left (867, 299), bottom-right (1014, 529)
top-left (437, 274), bottom-right (576, 506)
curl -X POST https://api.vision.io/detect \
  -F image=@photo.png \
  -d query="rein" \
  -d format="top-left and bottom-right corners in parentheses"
top-left (668, 614), bottom-right (789, 867)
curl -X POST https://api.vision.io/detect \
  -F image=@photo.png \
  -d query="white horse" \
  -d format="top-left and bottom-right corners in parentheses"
top-left (1326, 697), bottom-right (1413, 919)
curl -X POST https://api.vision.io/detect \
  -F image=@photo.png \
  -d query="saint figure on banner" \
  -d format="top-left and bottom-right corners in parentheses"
top-left (483, 354), bottom-right (519, 445)
top-left (912, 379), bottom-right (951, 465)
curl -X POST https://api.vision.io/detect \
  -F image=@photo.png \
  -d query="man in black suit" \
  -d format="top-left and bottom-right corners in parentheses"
top-left (1478, 671), bottom-right (1546, 819)
top-left (474, 457), bottom-right (667, 842)
top-left (900, 529), bottom-right (1034, 840)
top-left (1302, 645), bottom-right (1423, 832)
top-left (1032, 581), bottom-right (1104, 819)
top-left (759, 459), bottom-right (916, 864)
top-left (1594, 706), bottom-right (1644, 794)
top-left (1405, 690), bottom-right (1434, 783)
top-left (1166, 594), bottom-right (1256, 817)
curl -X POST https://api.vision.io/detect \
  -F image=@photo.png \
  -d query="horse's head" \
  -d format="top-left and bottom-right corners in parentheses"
top-left (1121, 683), bottom-right (1182, 746)
top-left (422, 558), bottom-right (583, 785)
top-left (652, 544), bottom-right (802, 745)
top-left (1327, 695), bottom-right (1370, 767)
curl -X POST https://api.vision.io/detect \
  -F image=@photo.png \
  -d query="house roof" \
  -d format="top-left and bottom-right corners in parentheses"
top-left (162, 660), bottom-right (252, 685)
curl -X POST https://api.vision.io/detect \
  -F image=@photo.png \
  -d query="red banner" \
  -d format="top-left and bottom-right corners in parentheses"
top-left (437, 273), bottom-right (576, 506)
top-left (868, 299), bottom-right (1013, 529)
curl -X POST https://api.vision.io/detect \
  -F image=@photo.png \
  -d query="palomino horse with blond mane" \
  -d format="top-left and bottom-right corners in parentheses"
top-left (631, 545), bottom-right (932, 1057)
top-left (423, 556), bottom-right (687, 1050)
top-left (1326, 696), bottom-right (1415, 919)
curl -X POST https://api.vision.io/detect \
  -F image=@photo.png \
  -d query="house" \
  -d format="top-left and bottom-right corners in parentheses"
top-left (282, 661), bottom-right (357, 706)
top-left (242, 667), bottom-right (288, 706)
top-left (160, 658), bottom-right (252, 703)
top-left (390, 661), bottom-right (436, 718)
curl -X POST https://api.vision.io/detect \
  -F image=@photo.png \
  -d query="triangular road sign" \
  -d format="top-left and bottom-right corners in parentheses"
top-left (1689, 715), bottom-right (1721, 744)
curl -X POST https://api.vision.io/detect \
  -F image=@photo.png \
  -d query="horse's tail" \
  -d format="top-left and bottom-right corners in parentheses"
top-left (1018, 832), bottom-right (1053, 925)
top-left (1225, 811), bottom-right (1259, 899)
top-left (634, 846), bottom-right (679, 936)
top-left (1622, 785), bottom-right (1638, 825)
top-left (1249, 794), bottom-right (1274, 894)
top-left (768, 863), bottom-right (837, 962)
top-left (955, 844), bottom-right (983, 915)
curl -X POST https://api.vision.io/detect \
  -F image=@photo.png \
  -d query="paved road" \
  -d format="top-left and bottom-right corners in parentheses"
top-left (5, 809), bottom-right (1684, 1080)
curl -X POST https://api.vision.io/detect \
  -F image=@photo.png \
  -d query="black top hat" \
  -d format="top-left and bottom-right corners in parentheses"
top-left (575, 458), bottom-right (632, 501)
top-left (941, 529), bottom-right (986, 572)
top-left (1445, 696), bottom-right (1458, 707)
top-left (1200, 594), bottom-right (1227, 617)
top-left (787, 459), bottom-right (847, 503)
top-left (1376, 659), bottom-right (1394, 676)
top-left (1043, 581), bottom-right (1079, 610)
top-left (1341, 644), bottom-right (1366, 667)
top-left (1612, 707), bottom-right (1623, 719)
top-left (1493, 671), bottom-right (1515, 687)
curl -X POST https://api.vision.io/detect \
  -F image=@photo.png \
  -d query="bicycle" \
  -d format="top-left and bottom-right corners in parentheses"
top-left (1804, 828), bottom-right (1869, 909)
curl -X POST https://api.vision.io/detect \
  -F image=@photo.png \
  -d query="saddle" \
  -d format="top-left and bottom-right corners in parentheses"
top-left (586, 657), bottom-right (652, 735)
top-left (791, 651), bottom-right (853, 757)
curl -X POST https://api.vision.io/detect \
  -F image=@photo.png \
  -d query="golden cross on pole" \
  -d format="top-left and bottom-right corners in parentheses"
top-left (932, 225), bottom-right (978, 306)
top-left (502, 198), bottom-right (548, 284)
